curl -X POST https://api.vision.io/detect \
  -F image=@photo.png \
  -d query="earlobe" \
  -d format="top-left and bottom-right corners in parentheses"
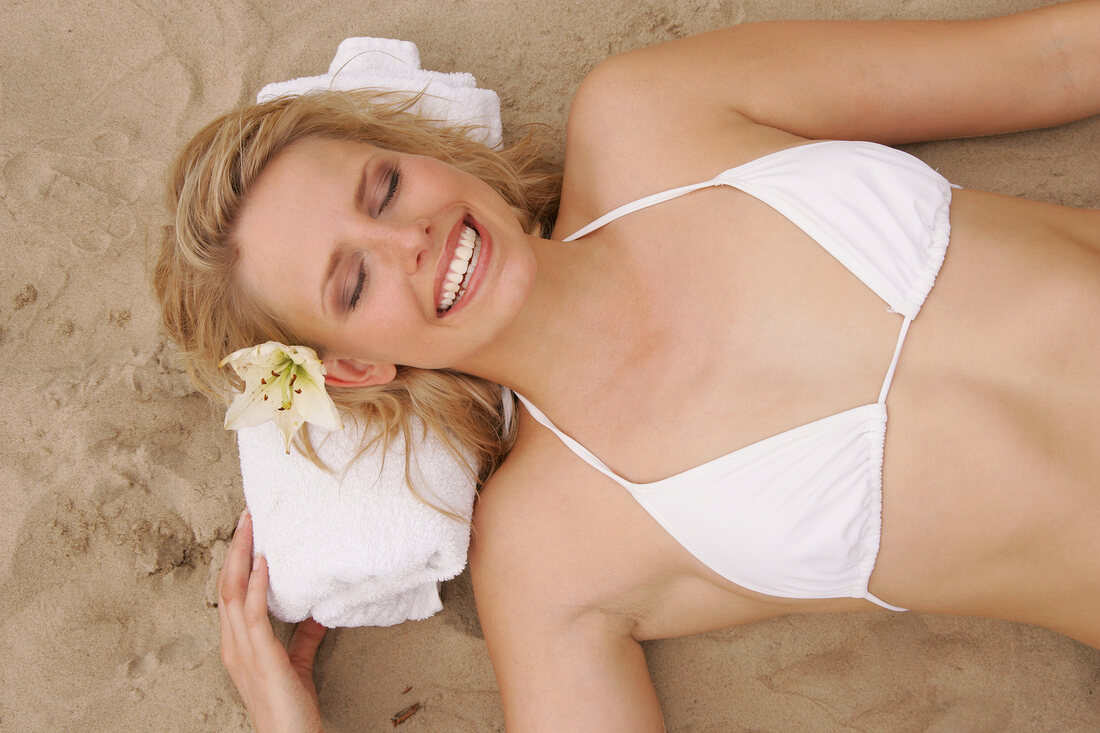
top-left (323, 357), bottom-right (397, 387)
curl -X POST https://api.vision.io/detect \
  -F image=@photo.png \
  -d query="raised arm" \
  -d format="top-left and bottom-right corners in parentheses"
top-left (584, 0), bottom-right (1100, 145)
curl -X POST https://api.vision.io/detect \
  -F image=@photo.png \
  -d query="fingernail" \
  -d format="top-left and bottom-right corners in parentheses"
top-left (252, 554), bottom-right (262, 571)
top-left (237, 509), bottom-right (249, 528)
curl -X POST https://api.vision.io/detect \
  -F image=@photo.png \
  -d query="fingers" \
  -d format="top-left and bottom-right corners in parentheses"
top-left (219, 509), bottom-right (278, 682)
top-left (219, 510), bottom-right (255, 674)
top-left (219, 520), bottom-right (286, 669)
top-left (215, 513), bottom-right (327, 732)
top-left (244, 552), bottom-right (270, 625)
top-left (287, 618), bottom-right (328, 680)
top-left (243, 554), bottom-right (295, 673)
top-left (218, 509), bottom-right (254, 606)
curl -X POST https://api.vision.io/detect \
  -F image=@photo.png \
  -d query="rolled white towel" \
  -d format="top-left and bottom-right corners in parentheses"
top-left (237, 416), bottom-right (477, 628)
top-left (256, 36), bottom-right (502, 148)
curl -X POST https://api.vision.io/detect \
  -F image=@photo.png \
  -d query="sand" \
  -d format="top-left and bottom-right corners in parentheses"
top-left (2, 0), bottom-right (1097, 730)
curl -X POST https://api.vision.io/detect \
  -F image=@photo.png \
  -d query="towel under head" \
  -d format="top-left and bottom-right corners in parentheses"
top-left (238, 415), bottom-right (477, 628)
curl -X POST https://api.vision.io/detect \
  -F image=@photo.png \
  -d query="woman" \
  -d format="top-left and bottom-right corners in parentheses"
top-left (158, 2), bottom-right (1100, 730)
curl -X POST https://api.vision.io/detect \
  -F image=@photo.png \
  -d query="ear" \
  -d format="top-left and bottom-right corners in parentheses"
top-left (323, 357), bottom-right (397, 388)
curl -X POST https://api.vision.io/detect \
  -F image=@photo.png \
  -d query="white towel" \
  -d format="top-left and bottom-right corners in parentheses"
top-left (257, 36), bottom-right (502, 148)
top-left (238, 416), bottom-right (477, 628)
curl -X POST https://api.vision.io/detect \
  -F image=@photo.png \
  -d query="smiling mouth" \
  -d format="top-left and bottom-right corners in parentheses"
top-left (437, 222), bottom-right (482, 314)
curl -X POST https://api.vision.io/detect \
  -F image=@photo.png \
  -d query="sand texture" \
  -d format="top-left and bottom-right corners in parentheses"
top-left (2, 0), bottom-right (1098, 730)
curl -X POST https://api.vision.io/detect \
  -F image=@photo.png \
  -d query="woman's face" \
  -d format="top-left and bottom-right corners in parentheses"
top-left (234, 136), bottom-right (536, 385)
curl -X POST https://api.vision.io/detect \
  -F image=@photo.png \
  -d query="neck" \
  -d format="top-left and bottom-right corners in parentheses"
top-left (454, 233), bottom-right (651, 411)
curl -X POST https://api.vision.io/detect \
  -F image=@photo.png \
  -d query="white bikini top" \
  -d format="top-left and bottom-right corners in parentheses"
top-left (508, 141), bottom-right (954, 611)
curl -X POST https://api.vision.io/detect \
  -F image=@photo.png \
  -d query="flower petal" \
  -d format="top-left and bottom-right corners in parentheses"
top-left (287, 372), bottom-right (343, 431)
top-left (271, 409), bottom-right (306, 454)
top-left (223, 384), bottom-right (281, 430)
top-left (219, 341), bottom-right (343, 453)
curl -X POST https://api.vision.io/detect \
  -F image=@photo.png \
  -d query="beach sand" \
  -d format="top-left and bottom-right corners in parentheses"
top-left (2, 0), bottom-right (1098, 730)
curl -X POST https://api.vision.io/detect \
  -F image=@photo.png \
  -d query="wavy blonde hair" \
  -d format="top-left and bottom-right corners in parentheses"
top-left (154, 90), bottom-right (561, 505)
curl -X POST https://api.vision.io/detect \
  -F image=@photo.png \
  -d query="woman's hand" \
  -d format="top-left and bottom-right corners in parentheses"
top-left (218, 510), bottom-right (327, 733)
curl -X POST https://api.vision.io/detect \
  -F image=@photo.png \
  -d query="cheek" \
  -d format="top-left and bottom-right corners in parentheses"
top-left (338, 296), bottom-right (419, 357)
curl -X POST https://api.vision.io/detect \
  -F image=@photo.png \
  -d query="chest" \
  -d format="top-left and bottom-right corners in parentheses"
top-left (558, 186), bottom-right (906, 484)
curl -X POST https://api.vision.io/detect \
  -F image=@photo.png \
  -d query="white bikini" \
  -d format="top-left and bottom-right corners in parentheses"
top-left (509, 140), bottom-right (955, 611)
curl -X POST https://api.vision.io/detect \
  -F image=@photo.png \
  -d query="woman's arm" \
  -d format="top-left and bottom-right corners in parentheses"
top-left (470, 468), bottom-right (666, 732)
top-left (475, 599), bottom-right (664, 733)
top-left (592, 0), bottom-right (1100, 144)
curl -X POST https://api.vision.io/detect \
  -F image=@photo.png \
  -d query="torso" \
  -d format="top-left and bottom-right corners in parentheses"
top-left (875, 190), bottom-right (1100, 636)
top-left (478, 111), bottom-right (1100, 647)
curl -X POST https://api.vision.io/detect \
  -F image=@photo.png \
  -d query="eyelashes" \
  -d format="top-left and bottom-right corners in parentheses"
top-left (379, 167), bottom-right (401, 213)
top-left (347, 259), bottom-right (366, 311)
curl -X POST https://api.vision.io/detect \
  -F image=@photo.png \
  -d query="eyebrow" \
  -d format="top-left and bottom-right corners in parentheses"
top-left (355, 161), bottom-right (369, 211)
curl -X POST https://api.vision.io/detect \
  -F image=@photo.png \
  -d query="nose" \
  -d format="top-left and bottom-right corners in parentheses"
top-left (382, 217), bottom-right (432, 274)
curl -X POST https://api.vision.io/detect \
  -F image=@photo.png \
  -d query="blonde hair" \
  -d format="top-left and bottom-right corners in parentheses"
top-left (154, 90), bottom-right (561, 500)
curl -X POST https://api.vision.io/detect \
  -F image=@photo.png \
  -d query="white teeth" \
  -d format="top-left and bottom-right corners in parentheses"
top-left (438, 224), bottom-right (482, 313)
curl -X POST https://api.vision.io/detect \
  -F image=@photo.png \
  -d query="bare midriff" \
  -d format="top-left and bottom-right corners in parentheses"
top-left (869, 189), bottom-right (1100, 639)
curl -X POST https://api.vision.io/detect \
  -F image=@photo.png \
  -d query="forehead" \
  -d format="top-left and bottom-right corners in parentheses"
top-left (243, 136), bottom-right (381, 211)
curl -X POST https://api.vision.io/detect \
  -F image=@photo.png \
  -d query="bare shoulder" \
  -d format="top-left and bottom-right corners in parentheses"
top-left (470, 414), bottom-right (629, 609)
top-left (469, 407), bottom-right (678, 625)
top-left (554, 48), bottom-right (802, 238)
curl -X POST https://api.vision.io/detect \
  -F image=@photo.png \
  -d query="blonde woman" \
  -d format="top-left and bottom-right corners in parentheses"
top-left (157, 2), bottom-right (1100, 730)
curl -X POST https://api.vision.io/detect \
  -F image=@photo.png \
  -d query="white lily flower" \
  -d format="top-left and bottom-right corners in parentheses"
top-left (219, 341), bottom-right (343, 453)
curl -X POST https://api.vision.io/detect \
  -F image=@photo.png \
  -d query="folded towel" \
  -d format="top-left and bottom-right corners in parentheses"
top-left (238, 416), bottom-right (477, 627)
top-left (257, 36), bottom-right (502, 148)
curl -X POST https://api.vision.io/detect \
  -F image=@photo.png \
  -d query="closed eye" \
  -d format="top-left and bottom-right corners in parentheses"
top-left (379, 167), bottom-right (401, 213)
top-left (347, 258), bottom-right (367, 311)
